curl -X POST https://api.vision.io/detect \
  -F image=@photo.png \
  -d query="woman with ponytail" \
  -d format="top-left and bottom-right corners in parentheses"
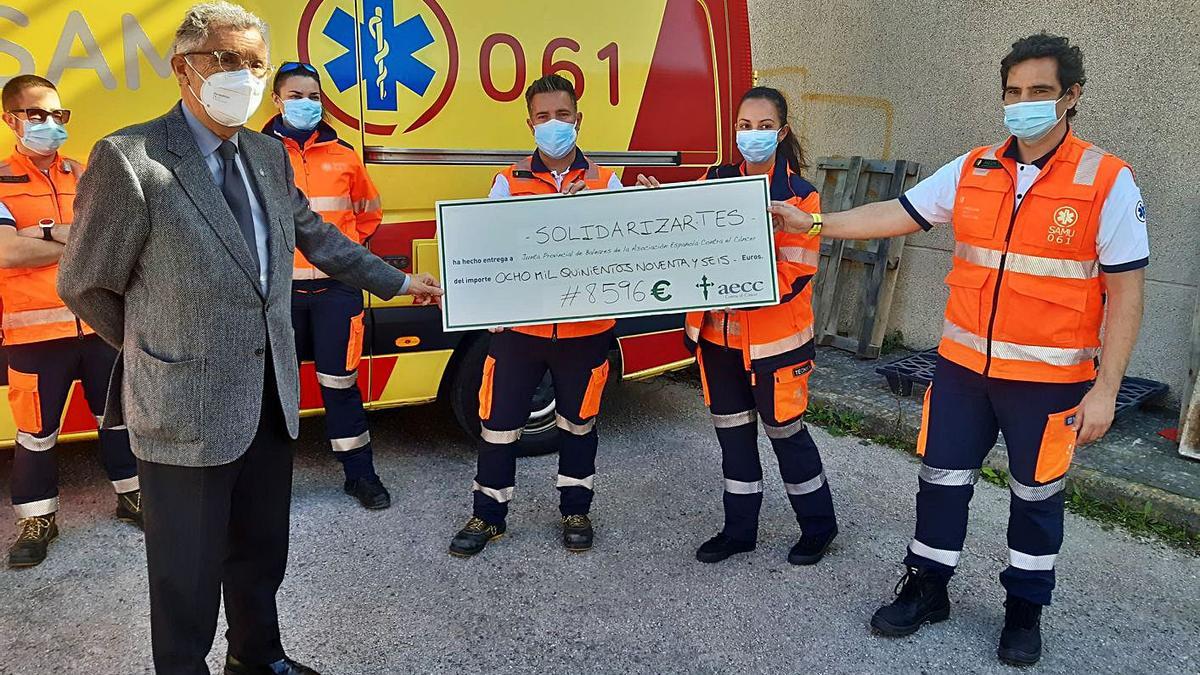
top-left (683, 87), bottom-right (839, 565)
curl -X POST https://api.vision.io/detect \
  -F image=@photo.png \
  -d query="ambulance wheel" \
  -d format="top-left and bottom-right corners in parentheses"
top-left (450, 336), bottom-right (560, 458)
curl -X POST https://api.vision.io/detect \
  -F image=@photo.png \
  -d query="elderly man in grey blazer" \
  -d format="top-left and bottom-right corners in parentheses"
top-left (57, 3), bottom-right (441, 674)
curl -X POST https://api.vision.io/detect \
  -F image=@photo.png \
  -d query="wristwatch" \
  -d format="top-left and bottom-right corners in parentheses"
top-left (807, 212), bottom-right (824, 237)
top-left (38, 218), bottom-right (54, 241)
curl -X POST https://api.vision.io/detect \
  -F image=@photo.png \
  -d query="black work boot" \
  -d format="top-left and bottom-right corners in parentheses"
top-left (562, 514), bottom-right (594, 552)
top-left (448, 516), bottom-right (506, 557)
top-left (695, 532), bottom-right (756, 563)
top-left (787, 527), bottom-right (837, 566)
top-left (116, 489), bottom-right (144, 529)
top-left (344, 476), bottom-right (392, 510)
top-left (8, 514), bottom-right (59, 568)
top-left (997, 595), bottom-right (1043, 667)
top-left (870, 566), bottom-right (951, 636)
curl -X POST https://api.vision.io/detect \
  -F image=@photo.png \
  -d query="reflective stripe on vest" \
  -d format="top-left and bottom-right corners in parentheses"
top-left (749, 324), bottom-right (815, 361)
top-left (941, 319), bottom-right (1098, 367)
top-left (292, 267), bottom-right (331, 281)
top-left (307, 195), bottom-right (354, 212)
top-left (955, 242), bottom-right (1099, 280)
top-left (3, 306), bottom-right (78, 330)
top-left (778, 246), bottom-right (821, 267)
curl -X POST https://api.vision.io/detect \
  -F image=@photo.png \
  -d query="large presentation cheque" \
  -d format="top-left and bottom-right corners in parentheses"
top-left (435, 175), bottom-right (779, 332)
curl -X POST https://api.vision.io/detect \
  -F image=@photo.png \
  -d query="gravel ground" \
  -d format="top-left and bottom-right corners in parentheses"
top-left (1, 377), bottom-right (1197, 674)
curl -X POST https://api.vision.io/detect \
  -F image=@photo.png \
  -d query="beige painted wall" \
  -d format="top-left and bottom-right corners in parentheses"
top-left (747, 0), bottom-right (1200, 403)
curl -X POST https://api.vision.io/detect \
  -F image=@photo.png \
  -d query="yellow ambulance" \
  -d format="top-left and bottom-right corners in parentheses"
top-left (0, 0), bottom-right (753, 453)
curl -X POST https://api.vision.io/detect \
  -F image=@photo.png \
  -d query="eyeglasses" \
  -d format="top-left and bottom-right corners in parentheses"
top-left (6, 108), bottom-right (71, 125)
top-left (184, 50), bottom-right (273, 79)
top-left (278, 62), bottom-right (319, 78)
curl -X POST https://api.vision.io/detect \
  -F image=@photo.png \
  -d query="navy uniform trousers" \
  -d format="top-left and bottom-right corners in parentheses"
top-left (5, 334), bottom-right (137, 518)
top-left (473, 329), bottom-right (612, 525)
top-left (906, 356), bottom-right (1089, 605)
top-left (291, 279), bottom-right (376, 481)
top-left (698, 340), bottom-right (837, 543)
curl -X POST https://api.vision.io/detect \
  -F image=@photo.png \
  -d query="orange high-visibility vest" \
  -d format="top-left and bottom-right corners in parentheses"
top-left (938, 132), bottom-right (1128, 383)
top-left (0, 150), bottom-right (90, 345)
top-left (267, 119), bottom-right (382, 281)
top-left (684, 160), bottom-right (821, 368)
top-left (495, 151), bottom-right (618, 339)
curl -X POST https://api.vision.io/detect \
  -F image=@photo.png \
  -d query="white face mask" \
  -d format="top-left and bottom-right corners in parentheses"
top-left (186, 58), bottom-right (266, 128)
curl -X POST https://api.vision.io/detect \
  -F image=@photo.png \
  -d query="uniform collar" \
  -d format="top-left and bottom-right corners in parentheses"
top-left (530, 148), bottom-right (589, 174)
top-left (1001, 125), bottom-right (1072, 170)
top-left (5, 148), bottom-right (66, 177)
top-left (738, 158), bottom-right (791, 194)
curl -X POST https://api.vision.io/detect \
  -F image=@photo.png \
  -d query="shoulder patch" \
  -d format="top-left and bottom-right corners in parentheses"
top-left (512, 170), bottom-right (535, 179)
top-left (335, 139), bottom-right (355, 151)
top-left (0, 175), bottom-right (30, 183)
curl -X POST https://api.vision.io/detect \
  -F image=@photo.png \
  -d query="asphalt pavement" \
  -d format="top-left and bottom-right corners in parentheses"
top-left (1, 376), bottom-right (1198, 674)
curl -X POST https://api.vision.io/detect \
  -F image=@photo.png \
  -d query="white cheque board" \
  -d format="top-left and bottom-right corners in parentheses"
top-left (435, 175), bottom-right (779, 332)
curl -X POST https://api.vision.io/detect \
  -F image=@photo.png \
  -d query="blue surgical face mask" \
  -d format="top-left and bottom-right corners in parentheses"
top-left (736, 129), bottom-right (781, 164)
top-left (21, 118), bottom-right (68, 156)
top-left (282, 98), bottom-right (322, 131)
top-left (1003, 94), bottom-right (1067, 141)
top-left (533, 119), bottom-right (578, 160)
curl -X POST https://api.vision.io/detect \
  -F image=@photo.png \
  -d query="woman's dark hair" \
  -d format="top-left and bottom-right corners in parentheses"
top-left (1000, 33), bottom-right (1086, 119)
top-left (272, 62), bottom-right (321, 95)
top-left (740, 86), bottom-right (807, 172)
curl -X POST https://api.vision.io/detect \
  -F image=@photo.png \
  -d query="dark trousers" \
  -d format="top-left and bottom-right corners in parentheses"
top-left (697, 340), bottom-right (837, 543)
top-left (905, 356), bottom-right (1089, 605)
top-left (139, 371), bottom-right (293, 674)
top-left (473, 330), bottom-right (612, 525)
top-left (292, 279), bottom-right (375, 481)
top-left (5, 334), bottom-right (137, 518)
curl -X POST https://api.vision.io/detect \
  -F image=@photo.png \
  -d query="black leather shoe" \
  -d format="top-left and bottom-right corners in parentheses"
top-left (225, 655), bottom-right (320, 674)
top-left (448, 516), bottom-right (506, 557)
top-left (870, 566), bottom-right (951, 637)
top-left (562, 514), bottom-right (594, 552)
top-left (787, 527), bottom-right (837, 566)
top-left (997, 596), bottom-right (1043, 667)
top-left (8, 514), bottom-right (58, 568)
top-left (695, 532), bottom-right (755, 563)
top-left (344, 476), bottom-right (391, 510)
top-left (116, 490), bottom-right (144, 529)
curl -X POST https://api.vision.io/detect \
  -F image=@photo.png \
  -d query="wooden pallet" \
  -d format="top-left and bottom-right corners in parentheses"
top-left (810, 157), bottom-right (922, 358)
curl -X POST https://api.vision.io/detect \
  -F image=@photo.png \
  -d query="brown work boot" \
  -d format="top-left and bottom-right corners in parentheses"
top-left (116, 490), bottom-right (143, 529)
top-left (8, 514), bottom-right (59, 568)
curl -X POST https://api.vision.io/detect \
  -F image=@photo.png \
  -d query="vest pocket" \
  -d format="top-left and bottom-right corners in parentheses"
top-left (1034, 406), bottom-right (1080, 483)
top-left (943, 264), bottom-right (992, 334)
top-left (952, 182), bottom-right (1008, 240)
top-left (772, 361), bottom-right (812, 422)
top-left (345, 311), bottom-right (365, 372)
top-left (6, 368), bottom-right (43, 433)
top-left (1000, 274), bottom-right (1086, 346)
top-left (580, 360), bottom-right (610, 420)
top-left (1015, 185), bottom-right (1096, 255)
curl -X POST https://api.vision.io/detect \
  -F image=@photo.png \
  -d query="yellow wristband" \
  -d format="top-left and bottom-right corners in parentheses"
top-left (807, 212), bottom-right (824, 237)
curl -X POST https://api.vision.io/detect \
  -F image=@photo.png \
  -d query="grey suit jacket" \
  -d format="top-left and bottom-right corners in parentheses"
top-left (58, 103), bottom-right (407, 467)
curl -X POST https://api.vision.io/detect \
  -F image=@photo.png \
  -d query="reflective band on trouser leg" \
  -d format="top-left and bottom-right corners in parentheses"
top-left (330, 431), bottom-right (370, 453)
top-left (1009, 549), bottom-right (1057, 571)
top-left (16, 429), bottom-right (59, 452)
top-left (112, 476), bottom-right (140, 493)
top-left (723, 478), bottom-right (763, 494)
top-left (908, 538), bottom-right (961, 567)
top-left (472, 480), bottom-right (514, 503)
top-left (555, 414), bottom-right (596, 436)
top-left (480, 426), bottom-right (522, 444)
top-left (919, 464), bottom-right (981, 486)
top-left (316, 371), bottom-right (358, 390)
top-left (13, 496), bottom-right (59, 518)
top-left (712, 409), bottom-right (757, 429)
top-left (556, 474), bottom-right (594, 490)
top-left (763, 417), bottom-right (805, 439)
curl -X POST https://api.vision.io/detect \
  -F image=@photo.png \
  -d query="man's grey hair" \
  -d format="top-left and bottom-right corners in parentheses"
top-left (173, 2), bottom-right (270, 54)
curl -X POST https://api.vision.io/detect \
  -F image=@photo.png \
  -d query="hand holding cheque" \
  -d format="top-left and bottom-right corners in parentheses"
top-left (435, 175), bottom-right (780, 332)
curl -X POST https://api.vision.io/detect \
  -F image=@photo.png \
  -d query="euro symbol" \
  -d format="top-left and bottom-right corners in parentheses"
top-left (651, 280), bottom-right (672, 302)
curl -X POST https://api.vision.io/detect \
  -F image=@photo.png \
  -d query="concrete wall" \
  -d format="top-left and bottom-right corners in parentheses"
top-left (747, 0), bottom-right (1199, 403)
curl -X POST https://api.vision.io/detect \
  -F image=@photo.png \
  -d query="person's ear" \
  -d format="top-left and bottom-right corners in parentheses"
top-left (527, 118), bottom-right (535, 134)
top-left (575, 111), bottom-right (583, 130)
top-left (171, 54), bottom-right (190, 84)
top-left (778, 124), bottom-right (790, 142)
top-left (3, 113), bottom-right (20, 136)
